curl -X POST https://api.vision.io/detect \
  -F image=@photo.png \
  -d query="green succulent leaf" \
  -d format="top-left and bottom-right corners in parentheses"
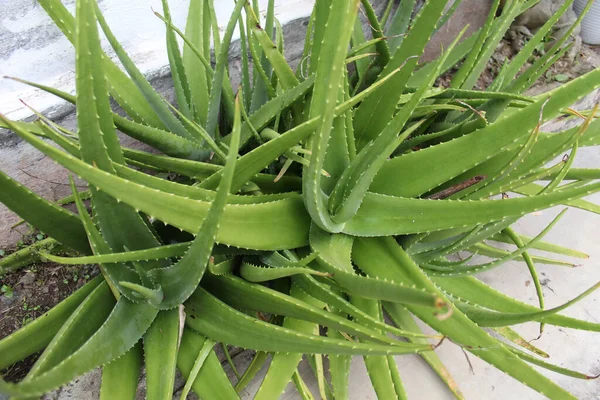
top-left (177, 328), bottom-right (239, 400)
top-left (144, 309), bottom-right (181, 400)
top-left (385, 302), bottom-right (464, 399)
top-left (253, 285), bottom-right (320, 400)
top-left (0, 170), bottom-right (89, 254)
top-left (372, 68), bottom-right (600, 198)
top-left (353, 236), bottom-right (580, 399)
top-left (100, 342), bottom-right (143, 400)
top-left (38, 0), bottom-right (164, 127)
top-left (2, 0), bottom-right (600, 398)
top-left (2, 119), bottom-right (310, 250)
top-left (434, 276), bottom-right (600, 332)
top-left (353, 0), bottom-right (449, 148)
top-left (205, 0), bottom-right (246, 137)
top-left (455, 281), bottom-right (600, 327)
top-left (206, 273), bottom-right (428, 347)
top-left (0, 296), bottom-right (158, 397)
top-left (185, 287), bottom-right (432, 356)
top-left (352, 296), bottom-right (408, 400)
top-left (143, 95), bottom-right (241, 309)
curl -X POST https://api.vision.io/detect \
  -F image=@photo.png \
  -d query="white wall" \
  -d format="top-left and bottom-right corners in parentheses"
top-left (0, 0), bottom-right (314, 120)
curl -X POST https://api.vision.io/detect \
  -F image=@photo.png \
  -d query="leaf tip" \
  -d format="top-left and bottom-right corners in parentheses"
top-left (585, 372), bottom-right (600, 380)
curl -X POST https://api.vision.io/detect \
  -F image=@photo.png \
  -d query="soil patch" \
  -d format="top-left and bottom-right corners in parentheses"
top-left (437, 41), bottom-right (600, 90)
top-left (0, 234), bottom-right (99, 382)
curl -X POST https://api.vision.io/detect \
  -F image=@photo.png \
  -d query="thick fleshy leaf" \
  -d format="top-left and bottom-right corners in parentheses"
top-left (70, 179), bottom-right (149, 301)
top-left (303, 0), bottom-right (361, 232)
top-left (353, 0), bottom-right (449, 148)
top-left (253, 285), bottom-right (319, 400)
top-left (372, 68), bottom-right (600, 198)
top-left (0, 297), bottom-right (158, 397)
top-left (144, 309), bottom-right (180, 400)
top-left (22, 281), bottom-right (114, 382)
top-left (385, 302), bottom-right (464, 399)
top-left (177, 328), bottom-right (239, 400)
top-left (434, 276), bottom-right (600, 331)
top-left (143, 95), bottom-right (241, 309)
top-left (161, 0), bottom-right (194, 121)
top-left (455, 281), bottom-right (600, 327)
top-left (352, 296), bottom-right (408, 400)
top-left (293, 274), bottom-right (434, 339)
top-left (185, 287), bottom-right (432, 356)
top-left (181, 0), bottom-right (210, 125)
top-left (73, 0), bottom-right (164, 262)
top-left (345, 183), bottom-right (600, 236)
top-left (1, 119), bottom-right (310, 250)
top-left (205, 0), bottom-right (245, 136)
top-left (0, 170), bottom-right (89, 254)
top-left (38, 0), bottom-right (164, 127)
top-left (99, 342), bottom-right (143, 400)
top-left (353, 236), bottom-right (578, 399)
top-left (94, 5), bottom-right (193, 140)
top-left (205, 274), bottom-right (427, 347)
top-left (329, 29), bottom-right (465, 223)
top-left (310, 225), bottom-right (445, 308)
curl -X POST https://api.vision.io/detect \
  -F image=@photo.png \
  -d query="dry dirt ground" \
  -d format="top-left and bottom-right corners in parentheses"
top-left (437, 41), bottom-right (600, 90)
top-left (0, 231), bottom-right (99, 381)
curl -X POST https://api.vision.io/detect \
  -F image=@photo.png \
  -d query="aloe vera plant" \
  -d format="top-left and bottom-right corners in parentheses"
top-left (1, 0), bottom-right (600, 398)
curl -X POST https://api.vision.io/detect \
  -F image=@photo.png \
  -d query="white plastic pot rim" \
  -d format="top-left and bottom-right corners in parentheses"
top-left (574, 0), bottom-right (600, 45)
